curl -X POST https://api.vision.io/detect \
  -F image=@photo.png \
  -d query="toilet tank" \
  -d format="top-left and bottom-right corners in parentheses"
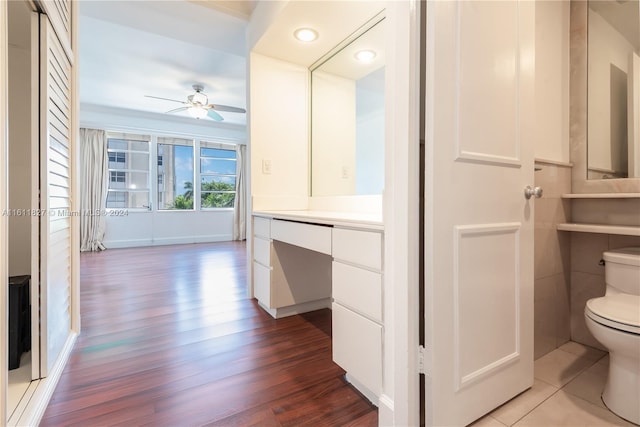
top-left (604, 247), bottom-right (640, 296)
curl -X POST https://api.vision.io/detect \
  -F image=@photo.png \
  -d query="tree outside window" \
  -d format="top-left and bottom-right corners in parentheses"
top-left (200, 145), bottom-right (237, 209)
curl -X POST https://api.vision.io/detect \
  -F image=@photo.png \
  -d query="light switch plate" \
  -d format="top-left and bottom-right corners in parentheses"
top-left (262, 159), bottom-right (272, 174)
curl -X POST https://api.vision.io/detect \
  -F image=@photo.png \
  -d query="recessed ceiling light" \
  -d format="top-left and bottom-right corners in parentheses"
top-left (354, 50), bottom-right (376, 63)
top-left (294, 28), bottom-right (318, 42)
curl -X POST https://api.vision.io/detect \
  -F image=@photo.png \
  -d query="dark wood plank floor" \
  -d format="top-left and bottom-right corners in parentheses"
top-left (40, 242), bottom-right (377, 426)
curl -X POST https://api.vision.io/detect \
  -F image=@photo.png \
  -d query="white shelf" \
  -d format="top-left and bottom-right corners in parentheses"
top-left (557, 223), bottom-right (640, 236)
top-left (561, 193), bottom-right (640, 199)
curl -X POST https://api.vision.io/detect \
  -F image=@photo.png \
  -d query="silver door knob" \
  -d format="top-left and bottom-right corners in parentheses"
top-left (524, 186), bottom-right (543, 199)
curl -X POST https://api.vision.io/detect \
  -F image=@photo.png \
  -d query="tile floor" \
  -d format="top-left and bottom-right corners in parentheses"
top-left (471, 341), bottom-right (636, 427)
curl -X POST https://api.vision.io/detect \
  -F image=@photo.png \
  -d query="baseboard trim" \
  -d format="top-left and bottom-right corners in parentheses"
top-left (345, 373), bottom-right (379, 406)
top-left (378, 393), bottom-right (395, 426)
top-left (257, 298), bottom-right (332, 319)
top-left (9, 332), bottom-right (77, 427)
top-left (103, 234), bottom-right (233, 249)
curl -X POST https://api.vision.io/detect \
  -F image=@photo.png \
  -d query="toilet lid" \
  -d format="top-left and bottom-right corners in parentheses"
top-left (586, 294), bottom-right (640, 334)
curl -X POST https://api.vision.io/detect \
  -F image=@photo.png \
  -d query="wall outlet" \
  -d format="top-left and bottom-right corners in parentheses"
top-left (341, 166), bottom-right (349, 179)
top-left (262, 159), bottom-right (272, 175)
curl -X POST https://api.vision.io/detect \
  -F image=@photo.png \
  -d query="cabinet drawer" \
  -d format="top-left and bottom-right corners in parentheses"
top-left (332, 228), bottom-right (382, 270)
top-left (332, 261), bottom-right (382, 322)
top-left (253, 261), bottom-right (271, 308)
top-left (254, 216), bottom-right (271, 238)
top-left (332, 302), bottom-right (382, 396)
top-left (253, 236), bottom-right (271, 266)
top-left (271, 220), bottom-right (332, 255)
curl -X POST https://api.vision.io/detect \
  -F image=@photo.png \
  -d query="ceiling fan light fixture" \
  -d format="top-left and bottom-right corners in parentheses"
top-left (192, 91), bottom-right (207, 105)
top-left (188, 106), bottom-right (207, 119)
top-left (354, 49), bottom-right (376, 63)
top-left (294, 28), bottom-right (318, 42)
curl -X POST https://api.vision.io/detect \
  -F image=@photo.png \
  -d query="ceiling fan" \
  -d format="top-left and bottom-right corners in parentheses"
top-left (145, 84), bottom-right (246, 121)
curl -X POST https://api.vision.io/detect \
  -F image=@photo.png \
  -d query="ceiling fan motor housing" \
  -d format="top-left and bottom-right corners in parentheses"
top-left (191, 92), bottom-right (208, 106)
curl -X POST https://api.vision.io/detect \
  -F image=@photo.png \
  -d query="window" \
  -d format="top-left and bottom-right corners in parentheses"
top-left (108, 152), bottom-right (125, 163)
top-left (106, 133), bottom-right (151, 209)
top-left (157, 137), bottom-right (194, 210)
top-left (200, 142), bottom-right (237, 208)
top-left (110, 171), bottom-right (126, 183)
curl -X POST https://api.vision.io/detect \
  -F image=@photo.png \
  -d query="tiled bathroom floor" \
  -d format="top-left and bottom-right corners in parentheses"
top-left (471, 341), bottom-right (636, 427)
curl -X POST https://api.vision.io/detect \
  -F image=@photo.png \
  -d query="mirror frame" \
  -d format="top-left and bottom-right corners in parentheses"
top-left (570, 1), bottom-right (640, 193)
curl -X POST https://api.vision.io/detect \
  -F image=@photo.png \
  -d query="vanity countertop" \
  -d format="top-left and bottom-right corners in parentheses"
top-left (253, 210), bottom-right (383, 231)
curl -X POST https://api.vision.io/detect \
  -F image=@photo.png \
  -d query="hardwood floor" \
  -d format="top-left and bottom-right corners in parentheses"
top-left (40, 242), bottom-right (377, 426)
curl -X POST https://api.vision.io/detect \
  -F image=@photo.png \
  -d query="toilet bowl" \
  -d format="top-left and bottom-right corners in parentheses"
top-left (584, 247), bottom-right (640, 425)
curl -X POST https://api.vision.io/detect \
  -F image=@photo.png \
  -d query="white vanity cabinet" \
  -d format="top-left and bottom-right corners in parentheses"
top-left (252, 217), bottom-right (272, 307)
top-left (252, 213), bottom-right (384, 400)
top-left (331, 227), bottom-right (383, 399)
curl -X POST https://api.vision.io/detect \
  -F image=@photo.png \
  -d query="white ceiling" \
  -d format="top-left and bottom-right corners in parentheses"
top-left (79, 0), bottom-right (252, 127)
top-left (251, 0), bottom-right (385, 68)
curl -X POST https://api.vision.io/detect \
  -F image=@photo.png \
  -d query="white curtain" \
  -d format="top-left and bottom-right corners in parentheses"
top-left (80, 128), bottom-right (108, 251)
top-left (233, 144), bottom-right (247, 241)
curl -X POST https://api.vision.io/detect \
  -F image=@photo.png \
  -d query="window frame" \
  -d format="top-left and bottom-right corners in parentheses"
top-left (105, 132), bottom-right (152, 211)
top-left (156, 136), bottom-right (196, 211)
top-left (103, 130), bottom-right (241, 213)
top-left (199, 142), bottom-right (237, 210)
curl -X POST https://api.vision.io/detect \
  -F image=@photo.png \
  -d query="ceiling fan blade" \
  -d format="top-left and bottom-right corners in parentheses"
top-left (207, 109), bottom-right (224, 121)
top-left (208, 104), bottom-right (246, 114)
top-left (166, 106), bottom-right (189, 114)
top-left (145, 95), bottom-right (186, 104)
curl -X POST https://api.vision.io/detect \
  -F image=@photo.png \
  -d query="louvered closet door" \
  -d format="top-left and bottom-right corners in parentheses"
top-left (39, 14), bottom-right (72, 376)
top-left (36, 0), bottom-right (72, 56)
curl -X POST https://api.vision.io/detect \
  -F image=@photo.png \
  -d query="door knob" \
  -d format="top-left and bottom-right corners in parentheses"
top-left (524, 186), bottom-right (543, 199)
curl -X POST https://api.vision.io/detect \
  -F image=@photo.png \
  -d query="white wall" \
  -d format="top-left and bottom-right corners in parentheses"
top-left (535, 1), bottom-right (570, 163)
top-left (311, 70), bottom-right (356, 196)
top-left (588, 9), bottom-right (636, 174)
top-left (80, 103), bottom-right (246, 142)
top-left (81, 105), bottom-right (244, 248)
top-left (8, 29), bottom-right (32, 276)
top-left (103, 210), bottom-right (234, 248)
top-left (249, 53), bottom-right (309, 210)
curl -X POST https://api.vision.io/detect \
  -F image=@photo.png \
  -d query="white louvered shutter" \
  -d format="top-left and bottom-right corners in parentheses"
top-left (39, 14), bottom-right (72, 376)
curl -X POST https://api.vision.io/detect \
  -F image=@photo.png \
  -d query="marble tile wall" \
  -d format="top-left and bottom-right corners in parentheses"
top-left (534, 162), bottom-right (572, 359)
top-left (570, 233), bottom-right (640, 349)
top-left (566, 0), bottom-right (640, 351)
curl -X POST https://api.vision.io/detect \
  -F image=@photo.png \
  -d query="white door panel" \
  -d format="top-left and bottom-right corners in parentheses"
top-left (424, 1), bottom-right (535, 425)
top-left (456, 2), bottom-right (521, 166)
top-left (454, 223), bottom-right (521, 390)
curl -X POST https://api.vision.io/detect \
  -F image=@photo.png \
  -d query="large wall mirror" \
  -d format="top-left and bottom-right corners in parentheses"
top-left (310, 16), bottom-right (385, 196)
top-left (587, 0), bottom-right (640, 179)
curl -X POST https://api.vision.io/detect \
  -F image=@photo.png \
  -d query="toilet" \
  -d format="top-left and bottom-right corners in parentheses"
top-left (584, 247), bottom-right (640, 425)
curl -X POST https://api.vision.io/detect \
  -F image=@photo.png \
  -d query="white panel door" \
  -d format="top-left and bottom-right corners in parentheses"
top-left (39, 14), bottom-right (72, 376)
top-left (423, 2), bottom-right (535, 426)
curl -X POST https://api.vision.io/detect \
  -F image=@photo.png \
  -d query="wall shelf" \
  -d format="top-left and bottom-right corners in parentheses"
top-left (557, 223), bottom-right (640, 236)
top-left (561, 193), bottom-right (640, 199)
